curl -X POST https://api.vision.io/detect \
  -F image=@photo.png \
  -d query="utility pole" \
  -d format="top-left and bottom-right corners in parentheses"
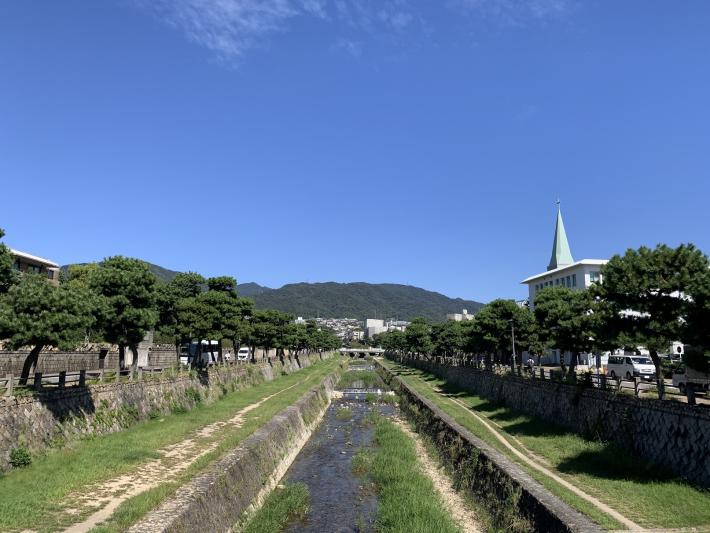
top-left (509, 319), bottom-right (517, 374)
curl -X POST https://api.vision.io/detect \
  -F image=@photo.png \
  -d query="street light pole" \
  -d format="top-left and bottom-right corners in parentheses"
top-left (509, 319), bottom-right (517, 374)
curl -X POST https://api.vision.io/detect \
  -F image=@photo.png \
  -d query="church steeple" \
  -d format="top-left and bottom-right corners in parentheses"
top-left (548, 201), bottom-right (574, 271)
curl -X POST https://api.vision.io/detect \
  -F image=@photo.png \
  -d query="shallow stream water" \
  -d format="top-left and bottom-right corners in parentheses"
top-left (281, 363), bottom-right (395, 533)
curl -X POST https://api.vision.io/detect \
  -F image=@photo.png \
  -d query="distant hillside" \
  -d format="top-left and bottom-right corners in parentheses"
top-left (237, 282), bottom-right (272, 297)
top-left (61, 263), bottom-right (482, 321)
top-left (249, 282), bottom-right (483, 322)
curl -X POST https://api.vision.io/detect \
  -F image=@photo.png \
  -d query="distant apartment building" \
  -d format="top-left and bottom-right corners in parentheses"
top-left (10, 249), bottom-right (60, 286)
top-left (446, 309), bottom-right (475, 322)
top-left (365, 318), bottom-right (386, 338)
top-left (521, 204), bottom-right (608, 308)
top-left (364, 318), bottom-right (410, 337)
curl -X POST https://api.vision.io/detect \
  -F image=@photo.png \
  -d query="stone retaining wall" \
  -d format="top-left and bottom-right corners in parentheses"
top-left (377, 362), bottom-right (601, 533)
top-left (392, 356), bottom-right (710, 488)
top-left (0, 352), bottom-right (331, 469)
top-left (129, 370), bottom-right (339, 532)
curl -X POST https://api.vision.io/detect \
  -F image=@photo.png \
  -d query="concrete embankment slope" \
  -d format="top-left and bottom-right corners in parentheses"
top-left (376, 361), bottom-right (602, 533)
top-left (129, 369), bottom-right (341, 532)
top-left (0, 353), bottom-right (329, 469)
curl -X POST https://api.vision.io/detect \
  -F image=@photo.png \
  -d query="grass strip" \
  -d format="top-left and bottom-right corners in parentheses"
top-left (382, 359), bottom-right (710, 530)
top-left (338, 370), bottom-right (384, 389)
top-left (240, 482), bottom-right (310, 533)
top-left (0, 357), bottom-right (340, 532)
top-left (370, 415), bottom-right (461, 533)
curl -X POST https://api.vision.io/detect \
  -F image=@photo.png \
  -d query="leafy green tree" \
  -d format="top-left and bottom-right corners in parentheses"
top-left (468, 299), bottom-right (530, 371)
top-left (0, 275), bottom-right (95, 385)
top-left (534, 286), bottom-right (598, 375)
top-left (684, 257), bottom-right (710, 357)
top-left (89, 257), bottom-right (157, 370)
top-left (376, 329), bottom-right (407, 356)
top-left (156, 272), bottom-right (206, 357)
top-left (431, 320), bottom-right (464, 358)
top-left (404, 318), bottom-right (433, 356)
top-left (250, 309), bottom-right (292, 361)
top-left (596, 244), bottom-right (710, 398)
top-left (0, 228), bottom-right (18, 294)
top-left (284, 323), bottom-right (309, 357)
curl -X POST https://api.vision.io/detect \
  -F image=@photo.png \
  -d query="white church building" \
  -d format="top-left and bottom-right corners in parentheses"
top-left (522, 203), bottom-right (608, 308)
top-left (521, 203), bottom-right (608, 366)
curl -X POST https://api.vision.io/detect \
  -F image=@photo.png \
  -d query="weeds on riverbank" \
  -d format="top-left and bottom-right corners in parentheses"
top-left (338, 370), bottom-right (383, 389)
top-left (336, 407), bottom-right (353, 420)
top-left (365, 414), bottom-right (460, 533)
top-left (242, 483), bottom-right (310, 533)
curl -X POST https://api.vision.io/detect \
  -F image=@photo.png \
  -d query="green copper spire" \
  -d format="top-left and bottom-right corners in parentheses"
top-left (548, 201), bottom-right (574, 271)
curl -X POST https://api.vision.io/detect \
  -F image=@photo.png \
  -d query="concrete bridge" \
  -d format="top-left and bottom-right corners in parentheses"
top-left (339, 347), bottom-right (385, 358)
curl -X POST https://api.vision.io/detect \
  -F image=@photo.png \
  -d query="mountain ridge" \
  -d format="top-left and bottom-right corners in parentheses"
top-left (61, 262), bottom-right (483, 321)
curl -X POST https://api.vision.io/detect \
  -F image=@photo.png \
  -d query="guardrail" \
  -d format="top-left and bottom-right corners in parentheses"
top-left (506, 365), bottom-right (708, 404)
top-left (0, 358), bottom-right (254, 397)
top-left (395, 356), bottom-right (708, 405)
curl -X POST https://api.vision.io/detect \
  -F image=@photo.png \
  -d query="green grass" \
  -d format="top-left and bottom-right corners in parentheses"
top-left (241, 483), bottom-right (310, 533)
top-left (336, 407), bottom-right (353, 420)
top-left (0, 357), bottom-right (340, 532)
top-left (368, 414), bottom-right (461, 533)
top-left (338, 369), bottom-right (384, 389)
top-left (382, 360), bottom-right (710, 530)
top-left (365, 392), bottom-right (397, 405)
top-left (351, 446), bottom-right (372, 476)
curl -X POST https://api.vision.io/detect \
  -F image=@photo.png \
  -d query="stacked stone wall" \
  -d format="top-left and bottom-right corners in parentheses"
top-left (393, 356), bottom-right (710, 488)
top-left (0, 352), bottom-right (331, 469)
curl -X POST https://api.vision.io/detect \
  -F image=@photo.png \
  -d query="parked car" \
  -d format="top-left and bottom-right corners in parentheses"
top-left (236, 347), bottom-right (250, 361)
top-left (606, 355), bottom-right (656, 381)
top-left (672, 364), bottom-right (710, 394)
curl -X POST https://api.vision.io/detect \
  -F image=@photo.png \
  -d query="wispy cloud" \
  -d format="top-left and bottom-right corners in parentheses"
top-left (450, 0), bottom-right (570, 25)
top-left (138, 0), bottom-right (314, 62)
top-left (134, 0), bottom-right (571, 63)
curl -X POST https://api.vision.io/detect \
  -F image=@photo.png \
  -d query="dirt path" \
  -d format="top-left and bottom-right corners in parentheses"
top-left (393, 417), bottom-right (480, 533)
top-left (405, 372), bottom-right (644, 532)
top-left (60, 377), bottom-right (311, 533)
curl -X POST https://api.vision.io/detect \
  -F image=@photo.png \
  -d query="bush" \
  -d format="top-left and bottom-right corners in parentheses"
top-left (184, 386), bottom-right (202, 405)
top-left (9, 447), bottom-right (32, 468)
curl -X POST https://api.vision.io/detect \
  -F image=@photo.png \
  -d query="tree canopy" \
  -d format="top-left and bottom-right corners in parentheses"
top-left (0, 275), bottom-right (95, 383)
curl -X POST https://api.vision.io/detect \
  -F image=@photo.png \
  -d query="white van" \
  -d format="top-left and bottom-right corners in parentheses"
top-left (236, 347), bottom-right (250, 361)
top-left (606, 355), bottom-right (656, 381)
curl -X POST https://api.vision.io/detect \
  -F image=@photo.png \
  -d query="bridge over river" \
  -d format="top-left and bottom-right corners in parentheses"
top-left (338, 347), bottom-right (385, 357)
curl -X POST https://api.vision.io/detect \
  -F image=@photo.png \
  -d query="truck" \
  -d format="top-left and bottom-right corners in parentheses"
top-left (672, 365), bottom-right (710, 395)
top-left (671, 345), bottom-right (710, 394)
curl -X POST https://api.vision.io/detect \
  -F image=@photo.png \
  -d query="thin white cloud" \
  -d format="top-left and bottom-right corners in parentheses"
top-left (451, 0), bottom-right (570, 25)
top-left (134, 0), bottom-right (571, 63)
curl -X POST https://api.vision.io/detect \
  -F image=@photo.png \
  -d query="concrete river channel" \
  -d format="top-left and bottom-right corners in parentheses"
top-left (280, 361), bottom-right (395, 532)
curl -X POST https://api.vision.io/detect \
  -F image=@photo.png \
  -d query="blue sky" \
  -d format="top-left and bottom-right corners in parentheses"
top-left (1, 1), bottom-right (709, 303)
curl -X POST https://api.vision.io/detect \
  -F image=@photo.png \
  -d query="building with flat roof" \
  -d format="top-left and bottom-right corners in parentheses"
top-left (521, 203), bottom-right (607, 308)
top-left (10, 249), bottom-right (60, 286)
top-left (446, 309), bottom-right (475, 322)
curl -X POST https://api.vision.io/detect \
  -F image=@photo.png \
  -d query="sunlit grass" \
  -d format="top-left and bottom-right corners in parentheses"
top-left (0, 357), bottom-right (339, 532)
top-left (241, 483), bottom-right (310, 533)
top-left (382, 360), bottom-right (710, 530)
